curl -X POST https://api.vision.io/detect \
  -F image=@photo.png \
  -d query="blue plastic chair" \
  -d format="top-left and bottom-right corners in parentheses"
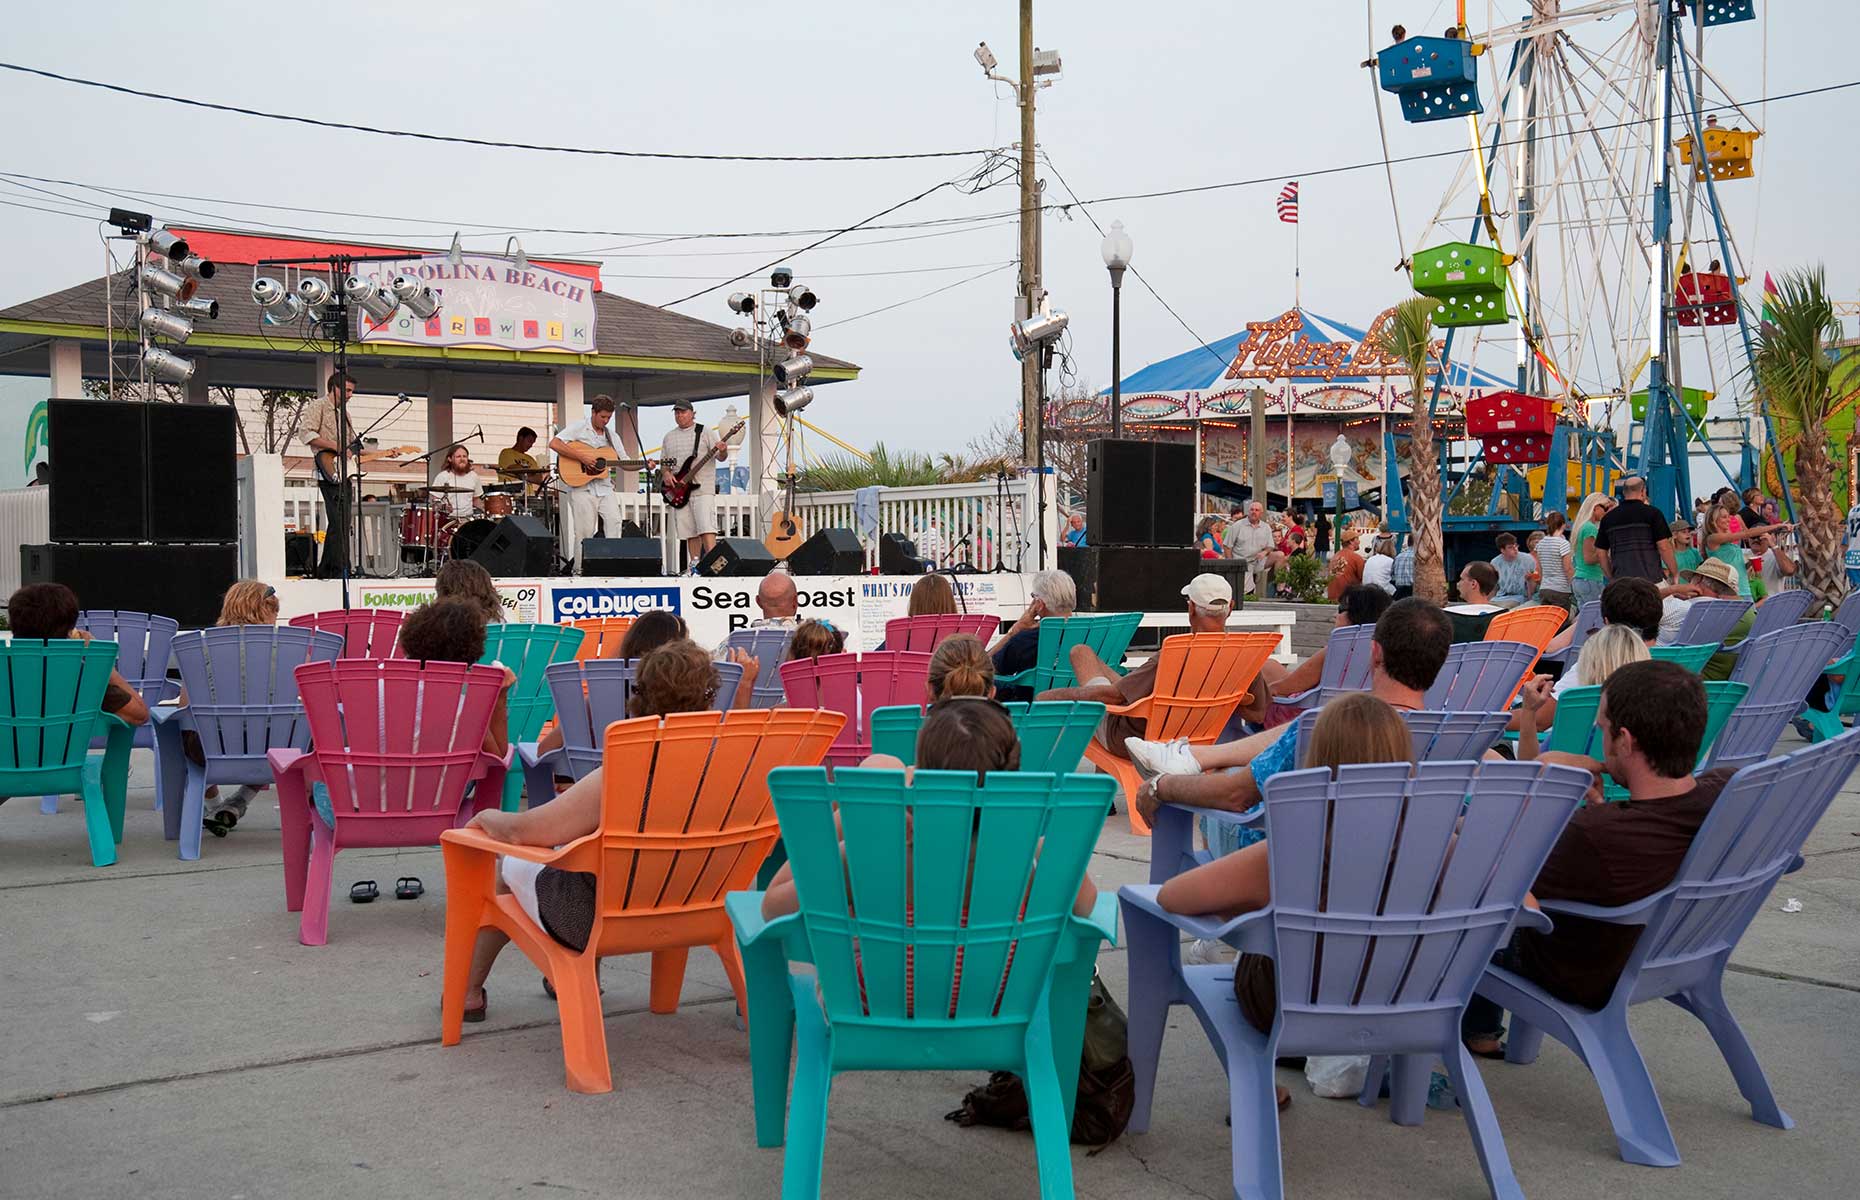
top-left (995, 612), bottom-right (1143, 693)
top-left (1277, 623), bottom-right (1377, 710)
top-left (150, 626), bottom-right (345, 860)
top-left (481, 623), bottom-right (586, 810)
top-left (726, 627), bottom-right (796, 708)
top-left (1473, 728), bottom-right (1860, 1166)
top-left (1828, 592), bottom-right (1860, 641)
top-left (0, 639), bottom-right (135, 866)
top-left (1729, 588), bottom-right (1817, 658)
top-left (867, 700), bottom-right (1105, 771)
top-left (39, 609), bottom-right (178, 815)
top-left (1539, 599), bottom-right (1602, 667)
top-left (1710, 622), bottom-right (1852, 769)
top-left (1672, 597), bottom-right (1751, 647)
top-left (1423, 640), bottom-right (1541, 711)
top-left (1121, 760), bottom-right (1589, 1200)
top-left (730, 766), bottom-right (1118, 1199)
top-left (1648, 642), bottom-right (1717, 672)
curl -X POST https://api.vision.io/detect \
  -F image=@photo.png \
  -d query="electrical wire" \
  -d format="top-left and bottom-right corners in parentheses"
top-left (814, 262), bottom-right (1016, 331)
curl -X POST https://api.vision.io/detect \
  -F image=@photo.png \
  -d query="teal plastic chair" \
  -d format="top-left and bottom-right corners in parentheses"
top-left (0, 639), bottom-right (135, 866)
top-left (996, 612), bottom-right (1143, 693)
top-left (1650, 642), bottom-right (1717, 672)
top-left (480, 623), bottom-right (586, 811)
top-left (1544, 681), bottom-right (1749, 799)
top-left (867, 700), bottom-right (1105, 771)
top-left (1801, 625), bottom-right (1860, 744)
top-left (728, 766), bottom-right (1118, 1199)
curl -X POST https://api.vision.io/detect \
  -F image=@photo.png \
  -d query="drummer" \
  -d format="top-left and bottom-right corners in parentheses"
top-left (433, 445), bottom-right (484, 518)
top-left (497, 427), bottom-right (544, 495)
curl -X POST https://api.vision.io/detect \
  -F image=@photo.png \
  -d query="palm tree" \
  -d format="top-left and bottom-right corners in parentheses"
top-left (1372, 297), bottom-right (1448, 603)
top-left (1753, 267), bottom-right (1847, 605)
top-left (798, 442), bottom-right (944, 491)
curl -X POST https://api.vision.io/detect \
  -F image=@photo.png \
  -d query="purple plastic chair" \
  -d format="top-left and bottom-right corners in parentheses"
top-left (1423, 640), bottom-right (1540, 711)
top-left (1539, 598), bottom-right (1602, 667)
top-left (1472, 728), bottom-right (1860, 1166)
top-left (1729, 588), bottom-right (1817, 656)
top-left (1671, 597), bottom-right (1751, 647)
top-left (1121, 760), bottom-right (1590, 1200)
top-left (1295, 706), bottom-right (1511, 763)
top-left (1708, 621), bottom-right (1852, 769)
top-left (725, 627), bottom-right (795, 708)
top-left (150, 626), bottom-right (345, 860)
top-left (40, 610), bottom-right (180, 815)
top-left (1279, 624), bottom-right (1377, 710)
top-left (779, 650), bottom-right (932, 769)
top-left (1828, 592), bottom-right (1860, 640)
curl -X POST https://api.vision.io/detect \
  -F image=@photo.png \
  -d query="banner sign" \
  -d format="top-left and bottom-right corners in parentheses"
top-left (548, 584), bottom-right (684, 622)
top-left (854, 576), bottom-right (1002, 651)
top-left (357, 583), bottom-right (542, 623)
top-left (353, 252), bottom-right (596, 353)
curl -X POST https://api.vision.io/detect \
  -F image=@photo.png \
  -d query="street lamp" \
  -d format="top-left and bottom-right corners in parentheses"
top-left (1100, 219), bottom-right (1133, 437)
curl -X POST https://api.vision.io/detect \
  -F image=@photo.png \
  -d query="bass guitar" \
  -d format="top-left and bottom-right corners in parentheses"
top-left (313, 444), bottom-right (420, 485)
top-left (659, 417), bottom-right (746, 509)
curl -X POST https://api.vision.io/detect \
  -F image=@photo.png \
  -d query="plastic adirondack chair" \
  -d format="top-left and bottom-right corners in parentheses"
top-left (1828, 592), bottom-right (1860, 640)
top-left (995, 612), bottom-right (1143, 693)
top-left (1473, 729), bottom-right (1860, 1167)
top-left (40, 610), bottom-right (180, 814)
top-left (1649, 642), bottom-right (1717, 672)
top-left (288, 608), bottom-right (406, 659)
top-left (1121, 760), bottom-right (1590, 1200)
top-left (271, 659), bottom-right (512, 945)
top-left (1709, 622), bottom-right (1852, 770)
top-left (866, 700), bottom-right (1106, 770)
top-left (1278, 623), bottom-right (1378, 710)
top-left (481, 623), bottom-right (586, 810)
top-left (518, 657), bottom-right (746, 798)
top-left (1799, 622), bottom-right (1860, 743)
top-left (1671, 597), bottom-right (1751, 647)
top-left (1082, 632), bottom-right (1284, 835)
top-left (564, 616), bottom-right (635, 661)
top-left (1730, 587), bottom-right (1817, 657)
top-left (728, 766), bottom-right (1119, 1198)
top-left (149, 626), bottom-right (345, 860)
top-left (1540, 599), bottom-right (1602, 666)
top-left (1485, 604), bottom-right (1568, 659)
top-left (1422, 640), bottom-right (1541, 711)
top-left (727, 627), bottom-right (796, 708)
top-left (1543, 682), bottom-right (1748, 800)
top-left (0, 640), bottom-right (134, 867)
top-left (779, 651), bottom-right (933, 769)
top-left (1293, 705), bottom-right (1512, 764)
top-left (444, 708), bottom-right (845, 1094)
top-left (882, 613), bottom-right (1000, 652)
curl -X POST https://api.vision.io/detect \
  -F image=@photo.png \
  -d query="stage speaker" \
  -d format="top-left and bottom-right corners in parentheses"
top-left (284, 532), bottom-right (318, 577)
top-left (697, 537), bottom-right (777, 578)
top-left (786, 527), bottom-right (864, 576)
top-left (147, 403), bottom-right (238, 544)
top-left (21, 543), bottom-right (236, 629)
top-left (1059, 545), bottom-right (1207, 614)
top-left (49, 399), bottom-right (147, 543)
top-left (620, 519), bottom-right (650, 540)
top-left (469, 514), bottom-right (555, 576)
top-left (1085, 438), bottom-right (1195, 548)
top-left (879, 533), bottom-right (925, 575)
top-left (582, 537), bottom-right (662, 576)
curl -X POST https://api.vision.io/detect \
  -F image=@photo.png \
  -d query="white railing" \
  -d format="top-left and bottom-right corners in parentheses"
top-left (0, 487), bottom-right (49, 596)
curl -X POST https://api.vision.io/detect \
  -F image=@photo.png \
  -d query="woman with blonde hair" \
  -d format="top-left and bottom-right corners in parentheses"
top-left (216, 579), bottom-right (280, 627)
top-left (435, 559), bottom-right (505, 625)
top-left (906, 573), bottom-right (957, 617)
top-left (925, 633), bottom-right (994, 702)
top-left (1515, 624), bottom-right (1649, 761)
top-left (199, 580), bottom-right (284, 833)
top-left (1569, 492), bottom-right (1614, 607)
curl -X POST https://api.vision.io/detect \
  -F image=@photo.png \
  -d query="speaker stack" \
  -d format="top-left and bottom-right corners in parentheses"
top-left (787, 527), bottom-right (864, 576)
top-left (468, 513), bottom-right (556, 576)
top-left (24, 400), bottom-right (239, 627)
top-left (1064, 437), bottom-right (1224, 614)
top-left (879, 533), bottom-right (926, 576)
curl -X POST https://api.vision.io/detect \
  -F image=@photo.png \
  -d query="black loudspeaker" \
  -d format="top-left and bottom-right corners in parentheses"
top-left (49, 400), bottom-right (147, 543)
top-left (879, 533), bottom-right (925, 575)
top-left (21, 543), bottom-right (237, 629)
top-left (147, 404), bottom-right (238, 543)
top-left (787, 527), bottom-right (864, 576)
top-left (1059, 545), bottom-right (1206, 614)
top-left (1085, 438), bottom-right (1195, 548)
top-left (620, 519), bottom-right (650, 540)
top-left (582, 537), bottom-right (662, 576)
top-left (469, 514), bottom-right (555, 576)
top-left (284, 532), bottom-right (318, 577)
top-left (697, 537), bottom-right (777, 578)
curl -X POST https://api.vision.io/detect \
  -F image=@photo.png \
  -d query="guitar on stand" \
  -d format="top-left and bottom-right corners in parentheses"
top-left (659, 417), bottom-right (747, 508)
top-left (765, 469), bottom-right (805, 559)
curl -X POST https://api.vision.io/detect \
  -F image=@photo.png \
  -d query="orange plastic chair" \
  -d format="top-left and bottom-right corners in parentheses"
top-left (1484, 605), bottom-right (1569, 706)
top-left (1083, 632), bottom-right (1283, 836)
top-left (439, 707), bottom-right (846, 1093)
top-left (564, 616), bottom-right (637, 661)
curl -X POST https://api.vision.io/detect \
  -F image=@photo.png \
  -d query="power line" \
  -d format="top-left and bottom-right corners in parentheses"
top-left (607, 259), bottom-right (1013, 282)
top-left (815, 262), bottom-right (1017, 331)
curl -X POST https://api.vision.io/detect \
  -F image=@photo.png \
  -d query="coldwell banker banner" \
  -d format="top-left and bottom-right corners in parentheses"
top-left (547, 579), bottom-right (863, 647)
top-left (353, 252), bottom-right (596, 352)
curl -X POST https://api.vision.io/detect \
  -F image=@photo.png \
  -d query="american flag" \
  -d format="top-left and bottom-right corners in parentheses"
top-left (1276, 181), bottom-right (1299, 224)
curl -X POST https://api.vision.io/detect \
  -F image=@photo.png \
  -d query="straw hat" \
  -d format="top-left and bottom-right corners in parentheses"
top-left (1681, 557), bottom-right (1739, 593)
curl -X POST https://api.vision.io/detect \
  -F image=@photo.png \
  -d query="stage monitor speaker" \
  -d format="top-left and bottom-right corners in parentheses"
top-left (469, 514), bottom-right (555, 576)
top-left (21, 542), bottom-right (236, 629)
top-left (49, 399), bottom-right (147, 543)
top-left (582, 537), bottom-right (662, 576)
top-left (879, 533), bottom-right (925, 576)
top-left (787, 527), bottom-right (864, 576)
top-left (147, 403), bottom-right (238, 543)
top-left (697, 537), bottom-right (777, 578)
top-left (620, 519), bottom-right (650, 540)
top-left (284, 532), bottom-right (318, 577)
top-left (1085, 438), bottom-right (1195, 548)
top-left (1059, 545), bottom-right (1207, 614)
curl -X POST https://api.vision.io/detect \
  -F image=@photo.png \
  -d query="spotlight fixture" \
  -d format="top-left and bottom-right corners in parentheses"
top-left (390, 275), bottom-right (440, 319)
top-left (139, 308), bottom-right (194, 343)
top-left (175, 296), bottom-right (220, 320)
top-left (139, 263), bottom-right (187, 299)
top-left (1009, 307), bottom-right (1070, 360)
top-left (344, 274), bottom-right (400, 322)
top-left (773, 386), bottom-right (814, 416)
top-left (252, 276), bottom-right (304, 324)
top-left (170, 253), bottom-right (216, 280)
top-left (297, 276), bottom-right (334, 314)
top-left (726, 291), bottom-right (756, 315)
top-left (787, 283), bottom-right (817, 311)
top-left (145, 229), bottom-right (190, 260)
top-left (728, 327), bottom-right (752, 348)
top-left (773, 353), bottom-right (813, 385)
top-left (781, 313), bottom-right (812, 351)
top-left (770, 266), bottom-right (795, 288)
top-left (142, 346), bottom-right (195, 383)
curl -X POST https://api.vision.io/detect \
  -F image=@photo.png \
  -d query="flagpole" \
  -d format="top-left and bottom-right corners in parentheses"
top-left (1294, 213), bottom-right (1301, 311)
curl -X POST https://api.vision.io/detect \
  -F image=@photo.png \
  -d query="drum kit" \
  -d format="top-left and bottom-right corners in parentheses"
top-left (397, 463), bottom-right (559, 573)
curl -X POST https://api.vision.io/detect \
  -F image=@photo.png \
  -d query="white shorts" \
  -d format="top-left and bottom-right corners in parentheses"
top-left (671, 491), bottom-right (717, 540)
top-left (500, 856), bottom-right (546, 929)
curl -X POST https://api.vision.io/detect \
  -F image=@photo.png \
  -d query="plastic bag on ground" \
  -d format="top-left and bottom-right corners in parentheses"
top-left (1304, 1055), bottom-right (1371, 1098)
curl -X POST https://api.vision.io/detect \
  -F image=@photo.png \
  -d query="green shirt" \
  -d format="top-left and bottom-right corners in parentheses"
top-left (1573, 522), bottom-right (1603, 581)
top-left (1674, 547), bottom-right (1703, 576)
top-left (1702, 611), bottom-right (1757, 681)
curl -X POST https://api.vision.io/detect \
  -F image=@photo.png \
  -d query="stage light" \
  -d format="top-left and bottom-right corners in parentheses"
top-left (726, 291), bottom-right (756, 315)
top-left (252, 276), bottom-right (304, 324)
top-left (773, 353), bottom-right (813, 385)
top-left (787, 283), bottom-right (817, 311)
top-left (139, 263), bottom-right (187, 299)
top-left (176, 296), bottom-right (219, 320)
top-left (774, 386), bottom-right (814, 416)
top-left (344, 274), bottom-right (400, 322)
top-left (728, 327), bottom-right (752, 347)
top-left (391, 275), bottom-right (439, 319)
top-left (145, 229), bottom-right (190, 260)
top-left (1009, 307), bottom-right (1069, 360)
top-left (108, 207), bottom-right (152, 234)
top-left (297, 276), bottom-right (334, 314)
top-left (143, 346), bottom-right (195, 382)
top-left (781, 313), bottom-right (812, 350)
top-left (770, 266), bottom-right (795, 288)
top-left (139, 308), bottom-right (194, 343)
top-left (170, 253), bottom-right (215, 280)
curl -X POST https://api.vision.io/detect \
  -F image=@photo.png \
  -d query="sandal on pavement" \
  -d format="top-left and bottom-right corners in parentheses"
top-left (462, 990), bottom-right (488, 1024)
top-left (395, 876), bottom-right (424, 900)
top-left (349, 880), bottom-right (379, 904)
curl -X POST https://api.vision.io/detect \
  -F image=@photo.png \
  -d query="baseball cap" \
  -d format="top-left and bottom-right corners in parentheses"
top-left (671, 399), bottom-right (695, 412)
top-left (1182, 573), bottom-right (1234, 610)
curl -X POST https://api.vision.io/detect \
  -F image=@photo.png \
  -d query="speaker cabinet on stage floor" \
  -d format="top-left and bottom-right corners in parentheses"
top-left (879, 533), bottom-right (925, 576)
top-left (469, 515), bottom-right (555, 576)
top-left (284, 532), bottom-right (319, 578)
top-left (1059, 545), bottom-right (1208, 614)
top-left (787, 528), bottom-right (864, 576)
top-left (21, 543), bottom-right (236, 629)
top-left (582, 537), bottom-right (662, 576)
top-left (698, 537), bottom-right (777, 578)
top-left (1085, 438), bottom-right (1195, 549)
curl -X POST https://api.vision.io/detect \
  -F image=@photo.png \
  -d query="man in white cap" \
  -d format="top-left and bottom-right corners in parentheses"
top-left (1035, 572), bottom-right (1235, 759)
top-left (659, 399), bottom-right (726, 569)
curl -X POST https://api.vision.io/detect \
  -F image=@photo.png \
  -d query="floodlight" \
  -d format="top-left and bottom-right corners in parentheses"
top-left (1032, 48), bottom-right (1062, 76)
top-left (170, 253), bottom-right (216, 280)
top-left (773, 354), bottom-right (813, 385)
top-left (390, 275), bottom-right (439, 319)
top-left (176, 296), bottom-right (219, 320)
top-left (781, 313), bottom-right (812, 350)
top-left (139, 263), bottom-right (187, 299)
top-left (143, 346), bottom-right (195, 382)
top-left (728, 327), bottom-right (752, 348)
top-left (297, 276), bottom-right (334, 313)
top-left (770, 266), bottom-right (795, 288)
top-left (108, 207), bottom-right (152, 234)
top-left (774, 386), bottom-right (814, 416)
top-left (344, 274), bottom-right (400, 322)
top-left (145, 229), bottom-right (190, 260)
top-left (139, 307), bottom-right (194, 343)
top-left (1009, 307), bottom-right (1069, 360)
top-left (787, 283), bottom-right (817, 311)
top-left (253, 277), bottom-right (304, 324)
top-left (726, 291), bottom-right (756, 315)
top-left (974, 42), bottom-right (998, 72)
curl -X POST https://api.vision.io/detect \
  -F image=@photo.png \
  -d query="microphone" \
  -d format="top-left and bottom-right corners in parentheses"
top-left (396, 391), bottom-right (411, 405)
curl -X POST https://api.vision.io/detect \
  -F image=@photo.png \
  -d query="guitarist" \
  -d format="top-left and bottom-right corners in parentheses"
top-left (659, 399), bottom-right (727, 566)
top-left (549, 394), bottom-right (629, 574)
top-left (302, 370), bottom-right (358, 579)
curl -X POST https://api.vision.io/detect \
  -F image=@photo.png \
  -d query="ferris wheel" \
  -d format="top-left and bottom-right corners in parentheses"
top-left (1370, 0), bottom-right (1782, 516)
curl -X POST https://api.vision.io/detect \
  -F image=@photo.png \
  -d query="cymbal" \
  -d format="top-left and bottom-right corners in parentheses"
top-left (501, 466), bottom-right (553, 476)
top-left (426, 485), bottom-right (476, 493)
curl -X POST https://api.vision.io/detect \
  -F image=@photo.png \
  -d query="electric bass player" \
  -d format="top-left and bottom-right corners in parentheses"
top-left (659, 399), bottom-right (729, 564)
top-left (302, 370), bottom-right (414, 579)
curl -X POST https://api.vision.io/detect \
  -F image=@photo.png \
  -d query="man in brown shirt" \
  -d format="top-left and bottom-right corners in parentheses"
top-left (1464, 660), bottom-right (1732, 1050)
top-left (301, 370), bottom-right (355, 578)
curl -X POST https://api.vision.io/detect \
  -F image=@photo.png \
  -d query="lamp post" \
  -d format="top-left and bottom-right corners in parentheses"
top-left (1100, 219), bottom-right (1133, 437)
top-left (1328, 433), bottom-right (1353, 553)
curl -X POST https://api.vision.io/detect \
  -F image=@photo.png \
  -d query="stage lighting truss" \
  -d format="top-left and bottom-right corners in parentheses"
top-left (725, 277), bottom-right (825, 418)
top-left (113, 223), bottom-right (221, 395)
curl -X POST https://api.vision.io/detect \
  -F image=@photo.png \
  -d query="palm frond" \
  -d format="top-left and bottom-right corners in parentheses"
top-left (1372, 296), bottom-right (1439, 389)
top-left (1754, 266), bottom-right (1844, 429)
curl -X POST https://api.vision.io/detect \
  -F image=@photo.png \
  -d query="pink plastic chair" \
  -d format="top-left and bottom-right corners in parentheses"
top-left (288, 608), bottom-right (407, 659)
top-left (778, 650), bottom-right (932, 769)
top-left (270, 659), bottom-right (511, 945)
top-left (882, 613), bottom-right (1001, 653)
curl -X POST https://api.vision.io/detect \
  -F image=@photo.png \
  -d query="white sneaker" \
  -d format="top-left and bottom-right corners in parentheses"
top-left (1125, 737), bottom-right (1202, 782)
top-left (1183, 938), bottom-right (1235, 965)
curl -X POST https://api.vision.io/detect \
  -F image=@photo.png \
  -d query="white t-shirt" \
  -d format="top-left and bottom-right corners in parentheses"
top-left (432, 468), bottom-right (482, 518)
top-left (1657, 597), bottom-right (1691, 644)
top-left (1759, 548), bottom-right (1797, 595)
top-left (661, 422), bottom-right (722, 485)
top-left (1361, 554), bottom-right (1395, 594)
top-left (1444, 603), bottom-right (1503, 616)
top-left (555, 418), bottom-right (624, 496)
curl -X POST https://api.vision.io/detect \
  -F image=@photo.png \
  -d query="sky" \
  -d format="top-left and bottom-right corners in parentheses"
top-left (2, 0), bottom-right (1856, 462)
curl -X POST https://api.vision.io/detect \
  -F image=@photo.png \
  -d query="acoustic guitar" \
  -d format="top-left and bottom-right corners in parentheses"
top-left (764, 471), bottom-right (805, 559)
top-left (313, 444), bottom-right (420, 485)
top-left (557, 452), bottom-right (648, 490)
top-left (660, 417), bottom-right (747, 509)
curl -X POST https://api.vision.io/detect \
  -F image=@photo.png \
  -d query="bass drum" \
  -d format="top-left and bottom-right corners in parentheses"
top-left (445, 518), bottom-right (497, 564)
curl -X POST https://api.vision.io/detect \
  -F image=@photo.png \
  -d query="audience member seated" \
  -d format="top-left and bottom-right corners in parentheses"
top-left (1462, 661), bottom-right (1731, 1056)
top-left (535, 610), bottom-right (697, 757)
top-left (1445, 560), bottom-right (1504, 641)
top-left (1541, 576), bottom-right (1661, 661)
top-left (924, 634), bottom-right (995, 703)
top-left (456, 638), bottom-right (724, 1021)
top-left (906, 572), bottom-right (957, 617)
top-left (6, 582), bottom-right (149, 727)
top-left (1489, 533), bottom-right (1537, 608)
top-left (988, 569), bottom-right (1077, 703)
top-left (435, 559), bottom-right (506, 626)
top-left (1654, 559), bottom-right (1754, 680)
top-left (1515, 625), bottom-right (1649, 758)
top-left (197, 580), bottom-right (284, 834)
top-left (1361, 536), bottom-right (1397, 594)
top-left (400, 600), bottom-right (514, 757)
top-left (713, 572), bottom-right (801, 657)
top-left (1250, 585), bottom-right (1392, 728)
top-left (785, 619), bottom-right (846, 664)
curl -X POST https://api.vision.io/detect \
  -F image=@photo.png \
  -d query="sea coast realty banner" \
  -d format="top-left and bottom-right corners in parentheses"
top-left (353, 252), bottom-right (596, 352)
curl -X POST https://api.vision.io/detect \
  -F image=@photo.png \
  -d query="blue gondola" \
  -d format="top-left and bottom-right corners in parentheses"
top-left (1699, 1), bottom-right (1756, 27)
top-left (1377, 36), bottom-right (1482, 123)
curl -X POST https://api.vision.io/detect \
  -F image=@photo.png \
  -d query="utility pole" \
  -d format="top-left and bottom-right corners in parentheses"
top-left (1017, 0), bottom-right (1041, 465)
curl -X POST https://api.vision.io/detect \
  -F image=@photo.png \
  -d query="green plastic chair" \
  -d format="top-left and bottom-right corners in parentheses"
top-left (1544, 680), bottom-right (1749, 799)
top-left (1801, 628), bottom-right (1860, 744)
top-left (1650, 642), bottom-right (1718, 672)
top-left (480, 623), bottom-right (586, 811)
top-left (0, 640), bottom-right (135, 866)
top-left (996, 612), bottom-right (1143, 693)
top-left (728, 766), bottom-right (1118, 1199)
top-left (867, 700), bottom-right (1106, 771)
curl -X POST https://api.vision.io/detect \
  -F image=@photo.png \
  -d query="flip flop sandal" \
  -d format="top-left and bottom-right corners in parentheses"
top-left (395, 877), bottom-right (424, 900)
top-left (463, 990), bottom-right (488, 1024)
top-left (349, 880), bottom-right (379, 904)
